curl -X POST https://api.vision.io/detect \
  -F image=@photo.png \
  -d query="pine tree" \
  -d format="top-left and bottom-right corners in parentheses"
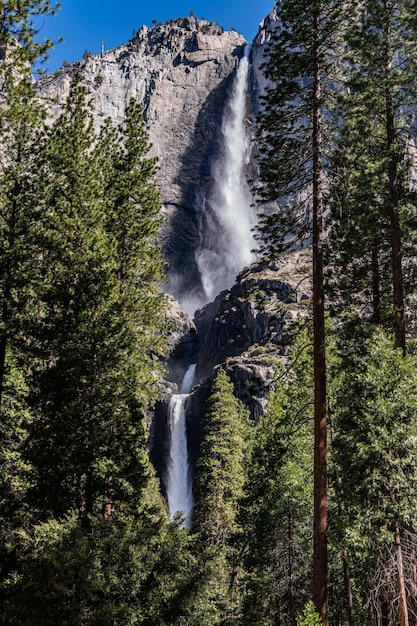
top-left (194, 367), bottom-right (250, 544)
top-left (1, 81), bottom-right (176, 622)
top-left (325, 7), bottom-right (417, 622)
top-left (99, 98), bottom-right (168, 403)
top-left (193, 367), bottom-right (252, 624)
top-left (240, 323), bottom-right (314, 626)
top-left (103, 98), bottom-right (165, 291)
top-left (0, 1), bottom-right (59, 74)
top-left (26, 79), bottom-right (169, 519)
top-left (325, 115), bottom-right (393, 326)
top-left (0, 130), bottom-right (48, 605)
top-left (326, 0), bottom-right (417, 353)
top-left (0, 0), bottom-right (59, 438)
top-left (0, 1), bottom-right (60, 609)
top-left (26, 78), bottom-right (119, 518)
top-left (255, 3), bottom-right (347, 619)
top-left (330, 326), bottom-right (417, 625)
top-left (0, 1), bottom-right (59, 406)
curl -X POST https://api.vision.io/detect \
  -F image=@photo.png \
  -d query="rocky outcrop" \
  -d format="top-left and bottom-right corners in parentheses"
top-left (194, 252), bottom-right (311, 381)
top-left (164, 295), bottom-right (196, 354)
top-left (153, 252), bottom-right (311, 483)
top-left (38, 17), bottom-right (247, 300)
top-left (247, 8), bottom-right (279, 117)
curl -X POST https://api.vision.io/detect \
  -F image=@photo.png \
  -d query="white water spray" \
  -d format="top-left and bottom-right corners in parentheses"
top-left (196, 45), bottom-right (256, 302)
top-left (166, 364), bottom-right (196, 527)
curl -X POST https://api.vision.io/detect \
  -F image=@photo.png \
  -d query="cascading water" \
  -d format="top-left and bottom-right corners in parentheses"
top-left (196, 44), bottom-right (256, 303)
top-left (166, 364), bottom-right (196, 527)
top-left (165, 47), bottom-right (255, 524)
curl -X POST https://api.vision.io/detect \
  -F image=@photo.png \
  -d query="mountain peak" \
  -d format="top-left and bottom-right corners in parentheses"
top-left (128, 16), bottom-right (246, 59)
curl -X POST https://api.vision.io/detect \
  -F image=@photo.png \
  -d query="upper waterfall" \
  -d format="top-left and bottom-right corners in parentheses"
top-left (38, 20), bottom-right (266, 311)
top-left (195, 45), bottom-right (256, 304)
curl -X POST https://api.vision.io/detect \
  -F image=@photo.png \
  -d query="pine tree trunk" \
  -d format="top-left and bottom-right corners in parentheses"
top-left (312, 12), bottom-right (328, 624)
top-left (408, 535), bottom-right (417, 626)
top-left (395, 521), bottom-right (409, 626)
top-left (382, 5), bottom-right (408, 622)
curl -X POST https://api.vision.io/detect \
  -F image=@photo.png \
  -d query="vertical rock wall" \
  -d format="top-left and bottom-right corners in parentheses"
top-left (38, 17), bottom-right (248, 300)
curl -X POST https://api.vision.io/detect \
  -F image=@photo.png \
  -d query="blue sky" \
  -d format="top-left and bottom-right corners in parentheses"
top-left (36, 0), bottom-right (274, 74)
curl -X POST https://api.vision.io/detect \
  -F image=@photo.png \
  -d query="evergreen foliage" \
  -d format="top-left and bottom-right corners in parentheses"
top-left (255, 3), bottom-right (344, 620)
top-left (0, 77), bottom-right (195, 623)
top-left (240, 324), bottom-right (314, 626)
top-left (255, 0), bottom-right (343, 256)
top-left (330, 326), bottom-right (417, 623)
top-left (193, 367), bottom-right (252, 624)
top-left (0, 2), bottom-right (61, 616)
top-left (297, 601), bottom-right (324, 626)
top-left (0, 0), bottom-right (60, 72)
top-left (326, 0), bottom-right (417, 349)
top-left (194, 367), bottom-right (251, 543)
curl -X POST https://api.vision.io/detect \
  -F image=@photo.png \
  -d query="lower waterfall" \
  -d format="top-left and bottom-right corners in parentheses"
top-left (166, 364), bottom-right (196, 527)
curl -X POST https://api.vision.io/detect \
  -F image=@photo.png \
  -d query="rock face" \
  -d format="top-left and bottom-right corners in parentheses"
top-left (38, 17), bottom-right (247, 299)
top-left (193, 252), bottom-right (311, 406)
top-left (152, 252), bottom-right (312, 482)
top-left (247, 8), bottom-right (279, 117)
top-left (194, 264), bottom-right (295, 380)
top-left (37, 14), bottom-right (282, 303)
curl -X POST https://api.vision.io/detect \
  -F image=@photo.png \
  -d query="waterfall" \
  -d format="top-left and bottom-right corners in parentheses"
top-left (196, 45), bottom-right (256, 303)
top-left (166, 364), bottom-right (196, 527)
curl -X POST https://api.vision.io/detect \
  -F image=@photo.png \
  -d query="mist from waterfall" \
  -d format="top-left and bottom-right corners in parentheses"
top-left (166, 364), bottom-right (196, 527)
top-left (195, 45), bottom-right (256, 304)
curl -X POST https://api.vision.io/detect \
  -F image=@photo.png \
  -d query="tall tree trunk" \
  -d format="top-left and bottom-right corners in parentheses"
top-left (382, 4), bottom-right (408, 623)
top-left (408, 533), bottom-right (417, 626)
top-left (312, 11), bottom-right (328, 624)
top-left (395, 521), bottom-right (409, 626)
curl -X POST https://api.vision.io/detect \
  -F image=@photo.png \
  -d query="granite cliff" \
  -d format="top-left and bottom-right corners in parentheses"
top-left (37, 12), bottom-right (282, 303)
top-left (38, 17), bottom-right (248, 299)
